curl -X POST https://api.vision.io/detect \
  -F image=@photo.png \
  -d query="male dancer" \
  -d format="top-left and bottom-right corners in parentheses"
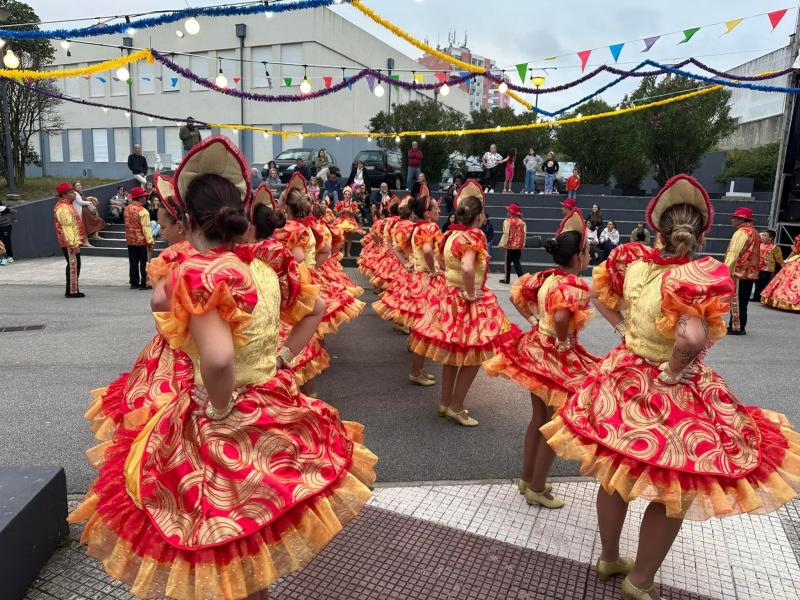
top-left (724, 207), bottom-right (759, 335)
top-left (124, 186), bottom-right (154, 290)
top-left (499, 203), bottom-right (526, 283)
top-left (53, 182), bottom-right (86, 298)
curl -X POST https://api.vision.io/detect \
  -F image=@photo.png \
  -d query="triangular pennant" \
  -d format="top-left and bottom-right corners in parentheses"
top-left (642, 36), bottom-right (660, 52)
top-left (434, 72), bottom-right (446, 84)
top-left (768, 9), bottom-right (788, 30)
top-left (679, 27), bottom-right (700, 44)
top-left (391, 74), bottom-right (400, 82)
top-left (267, 76), bottom-right (273, 89)
top-left (414, 73), bottom-right (424, 84)
top-left (723, 18), bottom-right (744, 34)
top-left (544, 56), bottom-right (557, 61)
top-left (515, 63), bottom-right (528, 83)
top-left (170, 77), bottom-right (178, 87)
top-left (577, 49), bottom-right (592, 72)
top-left (344, 76), bottom-right (352, 91)
top-left (283, 77), bottom-right (293, 87)
top-left (323, 76), bottom-right (333, 88)
top-left (155, 76), bottom-right (163, 81)
top-left (96, 76), bottom-right (107, 83)
top-left (141, 76), bottom-right (150, 81)
top-left (366, 74), bottom-right (376, 91)
top-left (233, 76), bottom-right (241, 84)
top-left (608, 43), bottom-right (624, 63)
top-left (83, 76), bottom-right (90, 80)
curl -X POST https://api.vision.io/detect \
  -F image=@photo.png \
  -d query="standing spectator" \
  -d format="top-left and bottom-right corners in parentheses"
top-left (324, 169), bottom-right (342, 203)
top-left (265, 167), bottom-right (282, 191)
top-left (406, 140), bottom-right (423, 191)
top-left (542, 151), bottom-right (559, 194)
top-left (585, 221), bottom-right (599, 264)
top-left (124, 187), bottom-right (154, 290)
top-left (178, 116), bottom-right (203, 154)
top-left (346, 159), bottom-right (370, 194)
top-left (0, 203), bottom-right (17, 264)
top-left (566, 167), bottom-right (581, 199)
top-left (442, 173), bottom-right (463, 214)
top-left (410, 172), bottom-right (427, 198)
top-left (502, 148), bottom-right (517, 193)
top-left (250, 167), bottom-right (263, 191)
top-left (53, 182), bottom-right (86, 298)
top-left (108, 186), bottom-right (128, 223)
top-left (315, 148), bottom-right (331, 181)
top-left (523, 148), bottom-right (542, 194)
top-left (481, 143), bottom-right (505, 194)
top-left (127, 144), bottom-right (148, 185)
top-left (499, 203), bottom-right (526, 283)
top-left (598, 220), bottom-right (620, 261)
top-left (752, 229), bottom-right (784, 301)
top-left (480, 212), bottom-right (495, 258)
top-left (629, 222), bottom-right (651, 245)
top-left (724, 207), bottom-right (760, 335)
top-left (586, 203), bottom-right (603, 229)
top-left (295, 157), bottom-right (311, 180)
top-left (371, 181), bottom-right (391, 223)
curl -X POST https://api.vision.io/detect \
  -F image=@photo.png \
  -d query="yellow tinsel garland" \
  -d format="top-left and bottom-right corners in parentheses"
top-left (0, 49), bottom-right (153, 80)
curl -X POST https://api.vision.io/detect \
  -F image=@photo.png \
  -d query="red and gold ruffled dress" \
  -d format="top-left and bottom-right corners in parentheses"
top-left (333, 199), bottom-right (365, 235)
top-left (315, 218), bottom-right (365, 301)
top-left (372, 218), bottom-right (416, 326)
top-left (69, 245), bottom-right (377, 600)
top-left (409, 226), bottom-right (518, 365)
top-left (484, 270), bottom-right (599, 408)
top-left (357, 218), bottom-right (385, 279)
top-left (761, 234), bottom-right (800, 312)
top-left (369, 216), bottom-right (402, 289)
top-left (542, 243), bottom-right (800, 519)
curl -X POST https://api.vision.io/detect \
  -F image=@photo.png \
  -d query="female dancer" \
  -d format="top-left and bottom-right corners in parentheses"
top-left (761, 233), bottom-right (800, 311)
top-left (484, 218), bottom-right (597, 508)
top-left (70, 137), bottom-right (377, 600)
top-left (368, 200), bottom-right (403, 291)
top-left (410, 180), bottom-right (517, 425)
top-left (334, 186), bottom-right (365, 257)
top-left (543, 175), bottom-right (800, 600)
top-left (373, 199), bottom-right (415, 335)
top-left (358, 204), bottom-right (389, 281)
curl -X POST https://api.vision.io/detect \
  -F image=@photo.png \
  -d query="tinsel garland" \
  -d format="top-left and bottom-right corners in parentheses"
top-left (0, 49), bottom-right (153, 80)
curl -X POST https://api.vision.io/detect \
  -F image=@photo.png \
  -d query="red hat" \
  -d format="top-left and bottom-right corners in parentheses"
top-left (506, 203), bottom-right (522, 217)
top-left (130, 186), bottom-right (148, 200)
top-left (732, 207), bottom-right (753, 221)
top-left (55, 182), bottom-right (72, 196)
top-left (560, 198), bottom-right (577, 210)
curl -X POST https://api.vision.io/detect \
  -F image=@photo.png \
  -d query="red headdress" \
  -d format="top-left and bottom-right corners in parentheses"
top-left (646, 174), bottom-right (714, 234)
top-left (173, 135), bottom-right (250, 210)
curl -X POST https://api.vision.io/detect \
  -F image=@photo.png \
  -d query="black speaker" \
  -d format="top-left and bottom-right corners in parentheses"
top-left (528, 235), bottom-right (542, 248)
top-left (784, 199), bottom-right (800, 222)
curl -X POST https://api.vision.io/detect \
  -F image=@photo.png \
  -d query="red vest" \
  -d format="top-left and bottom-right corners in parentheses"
top-left (506, 216), bottom-right (526, 249)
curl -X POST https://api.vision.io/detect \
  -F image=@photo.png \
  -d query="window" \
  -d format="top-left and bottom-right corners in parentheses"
top-left (114, 128), bottom-right (130, 162)
top-left (137, 61), bottom-right (154, 95)
top-left (281, 124), bottom-right (303, 149)
top-left (251, 47), bottom-right (274, 88)
top-left (111, 70), bottom-right (127, 96)
top-left (280, 44), bottom-right (303, 86)
top-left (49, 131), bottom-right (63, 162)
top-left (65, 66), bottom-right (81, 97)
top-left (164, 127), bottom-right (183, 163)
top-left (92, 129), bottom-right (108, 162)
top-left (68, 129), bottom-right (83, 162)
top-left (89, 67), bottom-right (106, 97)
top-left (252, 126), bottom-right (273, 163)
top-left (219, 127), bottom-right (239, 145)
top-left (190, 53), bottom-right (209, 91)
top-left (139, 127), bottom-right (157, 154)
top-left (30, 130), bottom-right (41, 158)
top-left (216, 50), bottom-right (240, 88)
top-left (162, 59), bottom-right (181, 92)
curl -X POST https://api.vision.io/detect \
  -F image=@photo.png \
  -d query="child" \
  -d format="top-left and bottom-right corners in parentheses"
top-left (324, 169), bottom-right (342, 203)
top-left (503, 148), bottom-right (517, 193)
top-left (566, 168), bottom-right (581, 199)
top-left (308, 175), bottom-right (321, 202)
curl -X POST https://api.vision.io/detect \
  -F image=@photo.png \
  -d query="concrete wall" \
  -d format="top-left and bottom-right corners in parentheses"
top-left (718, 115), bottom-right (783, 151)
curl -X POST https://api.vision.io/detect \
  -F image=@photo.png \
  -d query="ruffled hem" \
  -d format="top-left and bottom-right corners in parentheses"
top-left (282, 265), bottom-right (320, 325)
top-left (591, 262), bottom-right (623, 311)
top-left (483, 353), bottom-right (569, 408)
top-left (542, 408), bottom-right (800, 520)
top-left (409, 325), bottom-right (520, 367)
top-left (291, 343), bottom-right (331, 387)
top-left (317, 297), bottom-right (365, 338)
top-left (761, 297), bottom-right (800, 312)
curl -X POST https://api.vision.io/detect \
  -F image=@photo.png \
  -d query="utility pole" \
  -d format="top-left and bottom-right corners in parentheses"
top-left (386, 57), bottom-right (395, 115)
top-left (236, 24), bottom-right (246, 127)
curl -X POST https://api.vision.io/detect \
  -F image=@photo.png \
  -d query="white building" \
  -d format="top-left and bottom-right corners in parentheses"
top-left (30, 6), bottom-right (469, 179)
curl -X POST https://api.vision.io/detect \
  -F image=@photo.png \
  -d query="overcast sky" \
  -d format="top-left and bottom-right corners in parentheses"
top-left (29, 0), bottom-right (798, 114)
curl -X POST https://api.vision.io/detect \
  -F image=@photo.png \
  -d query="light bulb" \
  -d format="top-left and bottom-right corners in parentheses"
top-left (421, 133), bottom-right (426, 140)
top-left (576, 112), bottom-right (583, 119)
top-left (335, 136), bottom-right (341, 141)
top-left (124, 111), bottom-right (130, 117)
top-left (367, 135), bottom-right (372, 142)
top-left (215, 73), bottom-right (228, 88)
top-left (116, 66), bottom-right (130, 82)
top-left (3, 49), bottom-right (19, 69)
top-left (300, 78), bottom-right (311, 94)
top-left (184, 17), bottom-right (200, 35)
top-left (374, 82), bottom-right (385, 97)
top-left (175, 30), bottom-right (184, 38)
top-left (495, 125), bottom-right (501, 131)
top-left (102, 107), bottom-right (108, 112)
top-left (457, 130), bottom-right (464, 136)
top-left (298, 133), bottom-right (304, 140)
top-left (262, 132), bottom-right (269, 139)
top-left (60, 40), bottom-right (70, 50)
top-left (439, 83), bottom-right (450, 96)
top-left (127, 27), bottom-right (136, 36)
top-left (497, 81), bottom-right (508, 94)
top-left (395, 135), bottom-right (401, 143)
top-left (265, 11), bottom-right (273, 19)
top-left (0, 39), bottom-right (5, 49)
top-left (148, 116), bottom-right (154, 122)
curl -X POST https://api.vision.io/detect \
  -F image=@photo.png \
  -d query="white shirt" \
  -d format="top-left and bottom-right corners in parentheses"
top-left (482, 152), bottom-right (503, 169)
top-left (354, 168), bottom-right (365, 186)
top-left (600, 229), bottom-right (620, 245)
top-left (585, 228), bottom-right (598, 244)
top-left (72, 191), bottom-right (91, 214)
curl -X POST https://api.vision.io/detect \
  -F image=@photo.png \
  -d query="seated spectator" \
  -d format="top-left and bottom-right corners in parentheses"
top-left (585, 221), bottom-right (599, 264)
top-left (629, 222), bottom-right (651, 245)
top-left (0, 238), bottom-right (7, 266)
top-left (265, 167), bottom-right (282, 191)
top-left (295, 158), bottom-right (311, 180)
top-left (127, 144), bottom-right (148, 185)
top-left (442, 173), bottom-right (463, 214)
top-left (480, 213), bottom-right (495, 258)
top-left (308, 176), bottom-right (321, 202)
top-left (353, 184), bottom-right (370, 223)
top-left (598, 220), bottom-right (620, 261)
top-left (108, 186), bottom-right (128, 223)
top-left (586, 203), bottom-right (603, 230)
top-left (410, 172), bottom-right (427, 198)
top-left (81, 195), bottom-right (105, 242)
top-left (250, 167), bottom-right (263, 191)
top-left (262, 160), bottom-right (277, 180)
top-left (442, 212), bottom-right (457, 233)
top-left (324, 170), bottom-right (342, 203)
top-left (371, 182), bottom-right (391, 223)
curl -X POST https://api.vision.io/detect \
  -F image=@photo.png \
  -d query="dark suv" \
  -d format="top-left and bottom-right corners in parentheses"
top-left (264, 148), bottom-right (338, 183)
top-left (351, 149), bottom-right (403, 190)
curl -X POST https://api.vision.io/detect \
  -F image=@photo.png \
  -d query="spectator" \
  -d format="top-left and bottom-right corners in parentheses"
top-left (108, 186), bottom-right (128, 223)
top-left (442, 173), bottom-right (463, 214)
top-left (442, 212), bottom-right (457, 233)
top-left (0, 203), bottom-right (17, 264)
top-left (308, 176), bottom-right (321, 202)
top-left (324, 169), bottom-right (342, 203)
top-left (481, 143), bottom-right (505, 194)
top-left (586, 203), bottom-right (603, 229)
top-left (295, 157), bottom-right (311, 180)
top-left (406, 140), bottom-right (423, 190)
top-left (72, 182), bottom-right (95, 247)
top-left (353, 184), bottom-right (370, 223)
top-left (178, 117), bottom-right (203, 154)
top-left (410, 172), bottom-right (427, 198)
top-left (566, 168), bottom-right (581, 199)
top-left (371, 181), bottom-right (391, 223)
top-left (480, 212), bottom-right (495, 257)
top-left (585, 221), bottom-right (599, 264)
top-left (629, 222), bottom-right (651, 245)
top-left (127, 144), bottom-right (148, 185)
top-left (598, 220), bottom-right (620, 261)
top-left (523, 147), bottom-right (542, 194)
top-left (262, 160), bottom-right (278, 179)
top-left (542, 151), bottom-right (559, 194)
top-left (315, 148), bottom-right (332, 180)
top-left (82, 196), bottom-right (106, 242)
top-left (346, 159), bottom-right (370, 194)
top-left (250, 167), bottom-right (263, 191)
top-left (502, 147), bottom-right (517, 193)
top-left (265, 167), bottom-right (282, 191)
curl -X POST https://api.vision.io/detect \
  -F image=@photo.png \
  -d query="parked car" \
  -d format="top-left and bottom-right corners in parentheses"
top-left (264, 148), bottom-right (338, 183)
top-left (536, 161), bottom-right (575, 193)
top-left (351, 149), bottom-right (403, 190)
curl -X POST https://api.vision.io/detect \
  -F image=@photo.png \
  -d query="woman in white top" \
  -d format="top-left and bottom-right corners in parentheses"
top-left (598, 220), bottom-right (620, 261)
top-left (585, 222), bottom-right (599, 263)
top-left (72, 182), bottom-right (96, 247)
top-left (347, 160), bottom-right (367, 190)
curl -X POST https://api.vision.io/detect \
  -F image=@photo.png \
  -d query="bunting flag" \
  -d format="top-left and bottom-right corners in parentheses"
top-left (577, 49), bottom-right (592, 72)
top-left (96, 76), bottom-right (107, 83)
top-left (608, 43), bottom-right (624, 63)
top-left (544, 56), bottom-right (557, 61)
top-left (723, 18), bottom-right (743, 34)
top-left (642, 36), bottom-right (660, 52)
top-left (366, 74), bottom-right (376, 91)
top-left (323, 75), bottom-right (333, 88)
top-left (344, 76), bottom-right (352, 91)
top-left (768, 8), bottom-right (788, 30)
top-left (414, 73), bottom-right (424, 84)
top-left (155, 76), bottom-right (163, 81)
top-left (391, 74), bottom-right (400, 82)
top-left (233, 76), bottom-right (241, 85)
top-left (679, 27), bottom-right (701, 44)
top-left (170, 77), bottom-right (178, 87)
top-left (515, 62), bottom-right (528, 83)
top-left (434, 72), bottom-right (446, 84)
top-left (283, 77), bottom-right (293, 87)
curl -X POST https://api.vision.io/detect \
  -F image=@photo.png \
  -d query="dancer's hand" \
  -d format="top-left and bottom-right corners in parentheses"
top-left (191, 385), bottom-right (210, 416)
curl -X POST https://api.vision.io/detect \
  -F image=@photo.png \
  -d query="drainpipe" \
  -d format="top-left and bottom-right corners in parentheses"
top-left (236, 24), bottom-right (246, 127)
top-left (123, 36), bottom-right (134, 151)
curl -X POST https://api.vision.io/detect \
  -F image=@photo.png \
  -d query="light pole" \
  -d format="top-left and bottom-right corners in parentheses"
top-left (0, 8), bottom-right (17, 194)
top-left (531, 76), bottom-right (545, 114)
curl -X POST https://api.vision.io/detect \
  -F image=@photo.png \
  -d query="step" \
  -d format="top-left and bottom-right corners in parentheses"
top-left (81, 246), bottom-right (163, 258)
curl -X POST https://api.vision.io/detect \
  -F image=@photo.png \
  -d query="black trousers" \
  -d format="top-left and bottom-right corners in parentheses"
top-left (0, 225), bottom-right (11, 257)
top-left (504, 249), bottom-right (523, 281)
top-left (752, 270), bottom-right (774, 301)
top-left (128, 245), bottom-right (149, 287)
top-left (61, 247), bottom-right (80, 294)
top-left (485, 165), bottom-right (501, 190)
top-left (730, 278), bottom-right (754, 332)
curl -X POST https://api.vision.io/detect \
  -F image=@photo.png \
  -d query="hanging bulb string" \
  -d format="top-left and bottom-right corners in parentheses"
top-left (0, 48), bottom-right (152, 79)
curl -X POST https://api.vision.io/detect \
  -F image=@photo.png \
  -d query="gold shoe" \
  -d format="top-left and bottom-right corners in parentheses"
top-left (446, 408), bottom-right (479, 427)
top-left (524, 489), bottom-right (565, 509)
top-left (421, 371), bottom-right (436, 382)
top-left (595, 556), bottom-right (634, 581)
top-left (620, 577), bottom-right (665, 600)
top-left (517, 480), bottom-right (552, 495)
top-left (437, 404), bottom-right (447, 417)
top-left (409, 373), bottom-right (435, 386)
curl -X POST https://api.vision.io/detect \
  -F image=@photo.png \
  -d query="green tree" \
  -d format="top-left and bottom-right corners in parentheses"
top-left (552, 99), bottom-right (620, 185)
top-left (609, 98), bottom-right (650, 192)
top-left (0, 0), bottom-right (62, 186)
top-left (717, 143), bottom-right (779, 189)
top-left (631, 75), bottom-right (734, 186)
top-left (368, 99), bottom-right (466, 184)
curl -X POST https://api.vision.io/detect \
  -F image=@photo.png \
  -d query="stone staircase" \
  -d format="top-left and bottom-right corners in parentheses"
top-left (81, 223), bottom-right (169, 258)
